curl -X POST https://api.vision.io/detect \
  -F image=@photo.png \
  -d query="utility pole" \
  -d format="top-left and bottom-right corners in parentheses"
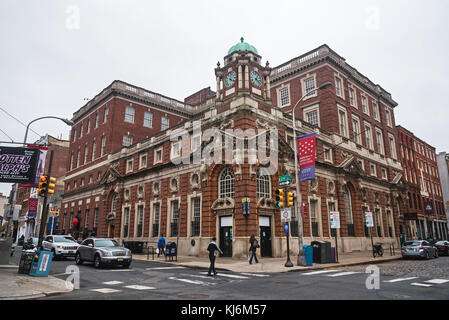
top-left (37, 150), bottom-right (54, 248)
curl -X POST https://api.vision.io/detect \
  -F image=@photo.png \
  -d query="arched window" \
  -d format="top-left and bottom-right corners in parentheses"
top-left (344, 186), bottom-right (355, 237)
top-left (256, 168), bottom-right (271, 199)
top-left (219, 167), bottom-right (235, 199)
top-left (111, 193), bottom-right (118, 213)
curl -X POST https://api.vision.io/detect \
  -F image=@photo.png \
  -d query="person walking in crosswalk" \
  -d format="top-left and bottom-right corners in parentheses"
top-left (249, 234), bottom-right (259, 264)
top-left (207, 237), bottom-right (223, 276)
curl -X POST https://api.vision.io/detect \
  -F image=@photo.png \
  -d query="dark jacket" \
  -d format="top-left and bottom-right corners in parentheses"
top-left (207, 241), bottom-right (222, 257)
top-left (249, 239), bottom-right (259, 252)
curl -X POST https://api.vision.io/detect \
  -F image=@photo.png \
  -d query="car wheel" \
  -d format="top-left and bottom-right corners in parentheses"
top-left (75, 252), bottom-right (83, 265)
top-left (434, 250), bottom-right (438, 258)
top-left (425, 251), bottom-right (430, 260)
top-left (52, 249), bottom-right (58, 261)
top-left (94, 254), bottom-right (102, 269)
top-left (122, 263), bottom-right (130, 269)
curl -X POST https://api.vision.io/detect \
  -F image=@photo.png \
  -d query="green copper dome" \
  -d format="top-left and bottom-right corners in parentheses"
top-left (228, 37), bottom-right (258, 55)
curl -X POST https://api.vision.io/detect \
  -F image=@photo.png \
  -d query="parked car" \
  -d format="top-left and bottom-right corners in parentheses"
top-left (42, 235), bottom-right (80, 260)
top-left (401, 240), bottom-right (438, 259)
top-left (435, 241), bottom-right (449, 256)
top-left (75, 238), bottom-right (132, 269)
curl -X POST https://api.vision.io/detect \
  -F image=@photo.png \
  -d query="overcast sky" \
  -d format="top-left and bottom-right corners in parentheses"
top-left (0, 0), bottom-right (448, 196)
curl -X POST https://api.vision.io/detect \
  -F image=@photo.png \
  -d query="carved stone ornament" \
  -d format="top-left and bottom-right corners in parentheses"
top-left (211, 197), bottom-right (235, 211)
top-left (257, 198), bottom-right (277, 210)
top-left (327, 181), bottom-right (335, 196)
top-left (190, 172), bottom-right (200, 189)
top-left (309, 179), bottom-right (318, 193)
top-left (153, 181), bottom-right (160, 196)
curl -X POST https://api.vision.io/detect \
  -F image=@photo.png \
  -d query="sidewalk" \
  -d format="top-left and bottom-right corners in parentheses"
top-left (0, 265), bottom-right (73, 300)
top-left (134, 250), bottom-right (403, 273)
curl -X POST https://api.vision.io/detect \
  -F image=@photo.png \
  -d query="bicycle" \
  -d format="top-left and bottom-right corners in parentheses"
top-left (372, 243), bottom-right (383, 258)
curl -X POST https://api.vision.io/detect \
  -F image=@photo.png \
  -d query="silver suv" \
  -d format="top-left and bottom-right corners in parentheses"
top-left (75, 238), bottom-right (132, 269)
top-left (42, 235), bottom-right (80, 260)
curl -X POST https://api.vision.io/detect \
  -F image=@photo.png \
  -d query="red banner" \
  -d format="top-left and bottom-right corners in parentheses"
top-left (298, 133), bottom-right (316, 182)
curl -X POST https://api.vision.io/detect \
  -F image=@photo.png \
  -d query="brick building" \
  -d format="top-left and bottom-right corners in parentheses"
top-left (61, 40), bottom-right (410, 258)
top-left (436, 152), bottom-right (449, 233)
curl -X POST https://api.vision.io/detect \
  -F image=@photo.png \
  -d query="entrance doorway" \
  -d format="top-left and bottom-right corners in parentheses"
top-left (108, 223), bottom-right (115, 238)
top-left (259, 216), bottom-right (272, 257)
top-left (219, 216), bottom-right (233, 257)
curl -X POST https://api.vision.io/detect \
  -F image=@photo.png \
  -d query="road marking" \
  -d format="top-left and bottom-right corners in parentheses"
top-left (124, 285), bottom-right (156, 290)
top-left (145, 267), bottom-right (186, 270)
top-left (169, 276), bottom-right (213, 286)
top-left (424, 279), bottom-right (449, 284)
top-left (239, 273), bottom-right (270, 277)
top-left (90, 288), bottom-right (121, 293)
top-left (302, 270), bottom-right (340, 275)
top-left (96, 269), bottom-right (134, 272)
top-left (103, 281), bottom-right (124, 285)
top-left (410, 283), bottom-right (433, 287)
top-left (383, 277), bottom-right (418, 283)
top-left (327, 272), bottom-right (360, 277)
top-left (200, 272), bottom-right (250, 279)
top-left (181, 274), bottom-right (219, 280)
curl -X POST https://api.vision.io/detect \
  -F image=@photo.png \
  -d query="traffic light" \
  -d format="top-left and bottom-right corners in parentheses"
top-left (47, 177), bottom-right (56, 194)
top-left (287, 192), bottom-right (294, 207)
top-left (275, 189), bottom-right (285, 208)
top-left (37, 175), bottom-right (48, 197)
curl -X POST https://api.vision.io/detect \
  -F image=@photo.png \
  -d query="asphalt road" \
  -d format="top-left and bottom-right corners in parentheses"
top-left (10, 251), bottom-right (448, 300)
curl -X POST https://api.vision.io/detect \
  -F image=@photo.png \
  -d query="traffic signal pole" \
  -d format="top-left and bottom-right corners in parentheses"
top-left (37, 150), bottom-right (54, 248)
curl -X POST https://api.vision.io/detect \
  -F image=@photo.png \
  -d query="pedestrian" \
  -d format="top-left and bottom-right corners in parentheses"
top-left (207, 237), bottom-right (223, 276)
top-left (158, 234), bottom-right (166, 257)
top-left (249, 234), bottom-right (259, 264)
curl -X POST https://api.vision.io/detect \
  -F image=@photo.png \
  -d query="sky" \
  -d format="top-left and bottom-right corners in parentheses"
top-left (0, 0), bottom-right (448, 196)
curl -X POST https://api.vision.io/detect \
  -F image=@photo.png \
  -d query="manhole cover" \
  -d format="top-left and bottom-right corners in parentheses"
top-left (178, 294), bottom-right (210, 299)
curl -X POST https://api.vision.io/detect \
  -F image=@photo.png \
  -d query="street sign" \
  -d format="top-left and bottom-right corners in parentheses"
top-left (365, 212), bottom-right (374, 227)
top-left (283, 223), bottom-right (289, 234)
top-left (280, 207), bottom-right (292, 222)
top-left (329, 211), bottom-right (340, 229)
top-left (279, 175), bottom-right (292, 182)
top-left (279, 180), bottom-right (290, 187)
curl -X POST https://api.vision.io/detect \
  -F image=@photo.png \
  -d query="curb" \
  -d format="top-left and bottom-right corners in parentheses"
top-left (0, 294), bottom-right (46, 300)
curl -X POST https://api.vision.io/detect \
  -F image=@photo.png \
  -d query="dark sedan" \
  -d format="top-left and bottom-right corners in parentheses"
top-left (435, 241), bottom-right (449, 256)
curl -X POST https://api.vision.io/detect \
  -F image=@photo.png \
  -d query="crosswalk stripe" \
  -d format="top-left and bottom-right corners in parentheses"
top-left (200, 272), bottom-right (249, 279)
top-left (424, 279), bottom-right (449, 284)
top-left (103, 281), bottom-right (124, 285)
top-left (410, 283), bottom-right (433, 287)
top-left (169, 276), bottom-right (213, 286)
top-left (182, 274), bottom-right (219, 280)
top-left (239, 273), bottom-right (270, 277)
top-left (124, 285), bottom-right (156, 290)
top-left (145, 267), bottom-right (186, 270)
top-left (383, 277), bottom-right (418, 283)
top-left (327, 271), bottom-right (360, 277)
top-left (91, 288), bottom-right (121, 293)
top-left (303, 270), bottom-right (340, 275)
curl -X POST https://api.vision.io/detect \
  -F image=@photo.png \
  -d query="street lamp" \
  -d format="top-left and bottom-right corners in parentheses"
top-left (287, 82), bottom-right (332, 266)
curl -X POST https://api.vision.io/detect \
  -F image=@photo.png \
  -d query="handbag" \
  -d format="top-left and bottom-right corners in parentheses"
top-left (156, 248), bottom-right (159, 254)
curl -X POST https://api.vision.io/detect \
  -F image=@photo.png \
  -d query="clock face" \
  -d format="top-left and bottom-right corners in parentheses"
top-left (250, 71), bottom-right (262, 87)
top-left (225, 71), bottom-right (236, 87)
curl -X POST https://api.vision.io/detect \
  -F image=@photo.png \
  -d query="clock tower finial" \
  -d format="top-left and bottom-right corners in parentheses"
top-left (240, 37), bottom-right (244, 43)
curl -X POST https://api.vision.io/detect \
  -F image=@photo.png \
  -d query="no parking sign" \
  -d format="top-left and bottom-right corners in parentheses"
top-left (280, 207), bottom-right (291, 222)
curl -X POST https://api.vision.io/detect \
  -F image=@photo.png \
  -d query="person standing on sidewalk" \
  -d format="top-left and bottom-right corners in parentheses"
top-left (157, 234), bottom-right (166, 257)
top-left (207, 237), bottom-right (223, 276)
top-left (249, 234), bottom-right (259, 264)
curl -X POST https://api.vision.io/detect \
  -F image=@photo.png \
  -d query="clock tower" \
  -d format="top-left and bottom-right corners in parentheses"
top-left (215, 37), bottom-right (272, 103)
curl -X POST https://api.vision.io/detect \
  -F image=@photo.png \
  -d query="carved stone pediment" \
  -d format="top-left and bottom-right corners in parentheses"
top-left (106, 212), bottom-right (115, 223)
top-left (257, 198), bottom-right (277, 210)
top-left (338, 156), bottom-right (365, 177)
top-left (99, 165), bottom-right (123, 186)
top-left (211, 197), bottom-right (235, 211)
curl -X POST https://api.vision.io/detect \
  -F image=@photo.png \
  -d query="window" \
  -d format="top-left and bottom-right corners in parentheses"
top-left (361, 96), bottom-right (368, 114)
top-left (93, 208), bottom-right (98, 233)
top-left (310, 200), bottom-right (320, 237)
top-left (77, 148), bottom-right (81, 167)
top-left (161, 117), bottom-right (169, 131)
top-left (364, 123), bottom-right (373, 149)
top-left (84, 143), bottom-right (89, 164)
top-left (123, 134), bottom-right (133, 147)
top-left (170, 200), bottom-right (180, 237)
top-left (306, 110), bottom-right (318, 126)
top-left (257, 168), bottom-right (271, 199)
top-left (349, 87), bottom-right (356, 107)
top-left (126, 159), bottom-right (133, 173)
top-left (101, 136), bottom-right (106, 156)
top-left (123, 207), bottom-right (130, 238)
top-left (344, 186), bottom-right (355, 237)
top-left (139, 154), bottom-right (147, 169)
top-left (191, 134), bottom-right (201, 152)
top-left (89, 175), bottom-right (93, 184)
top-left (144, 111), bottom-right (153, 128)
top-left (95, 112), bottom-right (99, 128)
top-left (80, 178), bottom-right (84, 187)
top-left (381, 167), bottom-right (387, 180)
top-left (136, 205), bottom-right (144, 237)
top-left (352, 117), bottom-right (361, 144)
top-left (375, 129), bottom-right (384, 154)
top-left (303, 76), bottom-right (316, 97)
top-left (152, 203), bottom-right (160, 237)
top-left (375, 208), bottom-right (383, 237)
top-left (279, 87), bottom-right (290, 107)
top-left (79, 124), bottom-right (83, 138)
top-left (323, 147), bottom-right (332, 163)
top-left (191, 197), bottom-right (201, 237)
top-left (104, 106), bottom-right (109, 123)
top-left (72, 129), bottom-right (77, 142)
top-left (373, 102), bottom-right (379, 121)
top-left (125, 106), bottom-right (135, 123)
top-left (388, 134), bottom-right (397, 159)
top-left (370, 163), bottom-right (377, 176)
top-left (219, 167), bottom-right (235, 199)
top-left (385, 108), bottom-right (392, 127)
top-left (335, 76), bottom-right (343, 98)
top-left (171, 141), bottom-right (181, 159)
top-left (84, 209), bottom-right (90, 228)
top-left (338, 108), bottom-right (348, 137)
top-left (154, 148), bottom-right (163, 164)
top-left (70, 152), bottom-right (74, 170)
top-left (87, 118), bottom-right (91, 134)
top-left (91, 140), bottom-right (96, 162)
top-left (111, 193), bottom-right (118, 214)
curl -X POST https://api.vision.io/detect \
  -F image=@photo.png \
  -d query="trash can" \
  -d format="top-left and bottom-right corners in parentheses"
top-left (303, 245), bottom-right (313, 266)
top-left (29, 249), bottom-right (53, 277)
top-left (0, 238), bottom-right (12, 265)
top-left (165, 242), bottom-right (177, 261)
top-left (311, 241), bottom-right (330, 264)
top-left (323, 241), bottom-right (332, 263)
top-left (123, 241), bottom-right (144, 254)
top-left (330, 247), bottom-right (336, 263)
top-left (18, 250), bottom-right (35, 274)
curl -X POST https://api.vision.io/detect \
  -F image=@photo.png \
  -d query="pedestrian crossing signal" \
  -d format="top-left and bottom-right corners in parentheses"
top-left (276, 189), bottom-right (285, 208)
top-left (37, 175), bottom-right (48, 197)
